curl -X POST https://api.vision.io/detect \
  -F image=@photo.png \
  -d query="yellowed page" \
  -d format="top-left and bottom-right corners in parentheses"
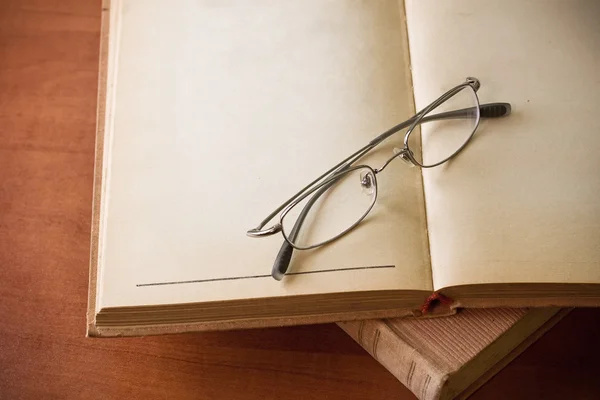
top-left (405, 0), bottom-right (600, 289)
top-left (96, 0), bottom-right (431, 309)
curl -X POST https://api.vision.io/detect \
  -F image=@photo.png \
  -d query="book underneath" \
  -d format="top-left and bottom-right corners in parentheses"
top-left (339, 307), bottom-right (570, 400)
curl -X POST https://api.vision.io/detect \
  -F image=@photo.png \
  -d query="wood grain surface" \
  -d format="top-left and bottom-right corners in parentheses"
top-left (1, 1), bottom-right (599, 399)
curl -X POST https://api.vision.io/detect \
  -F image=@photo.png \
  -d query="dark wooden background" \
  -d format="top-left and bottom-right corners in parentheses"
top-left (1, 1), bottom-right (599, 399)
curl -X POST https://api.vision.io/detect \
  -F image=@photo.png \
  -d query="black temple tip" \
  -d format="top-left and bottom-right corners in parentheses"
top-left (480, 102), bottom-right (511, 118)
top-left (271, 241), bottom-right (294, 281)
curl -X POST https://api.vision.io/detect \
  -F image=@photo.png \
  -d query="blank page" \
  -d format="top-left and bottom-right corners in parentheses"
top-left (405, 0), bottom-right (600, 289)
top-left (96, 0), bottom-right (432, 309)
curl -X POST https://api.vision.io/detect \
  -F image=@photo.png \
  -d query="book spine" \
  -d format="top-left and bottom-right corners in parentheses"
top-left (338, 319), bottom-right (448, 400)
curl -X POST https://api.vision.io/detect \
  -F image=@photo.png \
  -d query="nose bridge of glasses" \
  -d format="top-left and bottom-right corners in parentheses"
top-left (374, 147), bottom-right (414, 174)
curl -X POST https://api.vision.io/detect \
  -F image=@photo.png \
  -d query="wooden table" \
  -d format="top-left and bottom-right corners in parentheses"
top-left (1, 1), bottom-right (599, 398)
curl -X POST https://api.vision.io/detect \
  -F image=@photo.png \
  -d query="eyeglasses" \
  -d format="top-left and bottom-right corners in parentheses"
top-left (247, 77), bottom-right (511, 280)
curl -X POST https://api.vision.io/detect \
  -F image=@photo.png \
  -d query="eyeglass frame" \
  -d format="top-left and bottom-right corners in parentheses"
top-left (247, 77), bottom-right (511, 279)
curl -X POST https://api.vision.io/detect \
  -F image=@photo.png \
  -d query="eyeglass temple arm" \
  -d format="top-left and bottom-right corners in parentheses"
top-left (428, 102), bottom-right (511, 120)
top-left (269, 102), bottom-right (511, 279)
top-left (251, 102), bottom-right (511, 235)
top-left (271, 177), bottom-right (340, 280)
top-left (369, 102), bottom-right (511, 147)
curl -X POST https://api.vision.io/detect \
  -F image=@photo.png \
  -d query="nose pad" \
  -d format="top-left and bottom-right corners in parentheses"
top-left (394, 147), bottom-right (414, 167)
top-left (359, 170), bottom-right (375, 195)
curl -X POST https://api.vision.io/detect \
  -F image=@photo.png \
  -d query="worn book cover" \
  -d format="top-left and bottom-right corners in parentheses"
top-left (339, 308), bottom-right (570, 400)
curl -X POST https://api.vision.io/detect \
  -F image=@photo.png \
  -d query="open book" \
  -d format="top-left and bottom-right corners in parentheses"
top-left (87, 0), bottom-right (600, 337)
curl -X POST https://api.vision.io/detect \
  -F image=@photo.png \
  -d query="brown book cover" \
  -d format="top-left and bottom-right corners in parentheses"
top-left (338, 308), bottom-right (570, 400)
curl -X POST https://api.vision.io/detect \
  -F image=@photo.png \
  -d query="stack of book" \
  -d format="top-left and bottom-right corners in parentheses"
top-left (87, 1), bottom-right (599, 398)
